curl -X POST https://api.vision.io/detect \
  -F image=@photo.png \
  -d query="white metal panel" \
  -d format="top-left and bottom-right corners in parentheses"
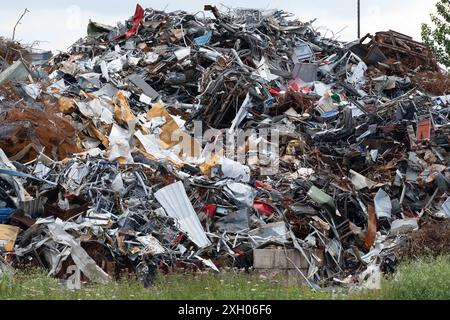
top-left (155, 181), bottom-right (211, 248)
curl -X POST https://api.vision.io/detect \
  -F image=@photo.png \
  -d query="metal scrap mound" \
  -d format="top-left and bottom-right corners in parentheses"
top-left (0, 4), bottom-right (449, 290)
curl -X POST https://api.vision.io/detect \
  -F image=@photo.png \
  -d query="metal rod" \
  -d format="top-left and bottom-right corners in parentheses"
top-left (357, 0), bottom-right (361, 38)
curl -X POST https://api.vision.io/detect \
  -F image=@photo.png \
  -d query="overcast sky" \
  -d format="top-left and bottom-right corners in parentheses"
top-left (0, 0), bottom-right (438, 52)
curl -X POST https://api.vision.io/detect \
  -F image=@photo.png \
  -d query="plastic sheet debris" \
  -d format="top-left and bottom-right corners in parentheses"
top-left (216, 158), bottom-right (251, 183)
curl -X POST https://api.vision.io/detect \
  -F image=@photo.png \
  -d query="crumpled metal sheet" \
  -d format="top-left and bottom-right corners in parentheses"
top-left (17, 218), bottom-right (110, 283)
top-left (155, 181), bottom-right (211, 248)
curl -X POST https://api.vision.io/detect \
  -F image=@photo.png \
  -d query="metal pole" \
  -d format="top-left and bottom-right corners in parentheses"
top-left (357, 0), bottom-right (361, 38)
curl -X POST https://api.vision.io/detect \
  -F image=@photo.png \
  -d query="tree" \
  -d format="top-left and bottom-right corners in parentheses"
top-left (421, 0), bottom-right (450, 69)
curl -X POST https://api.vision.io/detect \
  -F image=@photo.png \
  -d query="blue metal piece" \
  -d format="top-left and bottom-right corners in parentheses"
top-left (322, 110), bottom-right (339, 121)
top-left (194, 31), bottom-right (213, 46)
top-left (0, 208), bottom-right (14, 224)
top-left (0, 169), bottom-right (57, 185)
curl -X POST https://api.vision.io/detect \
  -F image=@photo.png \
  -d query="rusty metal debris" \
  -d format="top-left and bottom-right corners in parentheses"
top-left (0, 4), bottom-right (449, 289)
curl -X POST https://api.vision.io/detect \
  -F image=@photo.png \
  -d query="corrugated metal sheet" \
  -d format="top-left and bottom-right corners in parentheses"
top-left (155, 181), bottom-right (211, 248)
top-left (18, 198), bottom-right (44, 218)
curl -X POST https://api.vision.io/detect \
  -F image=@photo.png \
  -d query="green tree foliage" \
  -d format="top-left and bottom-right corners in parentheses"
top-left (421, 0), bottom-right (450, 68)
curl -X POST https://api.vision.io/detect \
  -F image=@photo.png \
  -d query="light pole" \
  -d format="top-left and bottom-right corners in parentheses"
top-left (357, 0), bottom-right (361, 38)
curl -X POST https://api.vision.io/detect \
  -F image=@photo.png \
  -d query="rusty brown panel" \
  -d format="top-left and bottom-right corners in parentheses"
top-left (364, 205), bottom-right (378, 251)
top-left (8, 210), bottom-right (36, 230)
top-left (42, 188), bottom-right (90, 221)
top-left (0, 105), bottom-right (81, 162)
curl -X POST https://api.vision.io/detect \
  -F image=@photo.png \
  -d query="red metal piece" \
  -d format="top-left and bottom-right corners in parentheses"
top-left (202, 204), bottom-right (217, 218)
top-left (125, 4), bottom-right (145, 39)
top-left (269, 87), bottom-right (281, 96)
top-left (416, 119), bottom-right (431, 141)
top-left (255, 180), bottom-right (272, 191)
top-left (253, 201), bottom-right (274, 217)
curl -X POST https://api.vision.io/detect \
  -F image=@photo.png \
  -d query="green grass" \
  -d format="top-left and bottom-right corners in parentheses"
top-left (379, 256), bottom-right (450, 300)
top-left (1, 256), bottom-right (449, 300)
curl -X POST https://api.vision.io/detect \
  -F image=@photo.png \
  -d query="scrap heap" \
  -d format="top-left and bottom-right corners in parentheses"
top-left (0, 4), bottom-right (449, 289)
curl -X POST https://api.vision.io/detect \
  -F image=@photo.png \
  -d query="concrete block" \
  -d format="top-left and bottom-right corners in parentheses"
top-left (253, 248), bottom-right (325, 270)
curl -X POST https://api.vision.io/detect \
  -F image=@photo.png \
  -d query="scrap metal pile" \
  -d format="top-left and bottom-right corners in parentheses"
top-left (0, 4), bottom-right (449, 289)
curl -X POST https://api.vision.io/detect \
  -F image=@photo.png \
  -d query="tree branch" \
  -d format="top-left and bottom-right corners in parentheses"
top-left (12, 8), bottom-right (30, 41)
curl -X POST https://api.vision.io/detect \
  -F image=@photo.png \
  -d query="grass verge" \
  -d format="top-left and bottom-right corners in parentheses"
top-left (1, 256), bottom-right (449, 300)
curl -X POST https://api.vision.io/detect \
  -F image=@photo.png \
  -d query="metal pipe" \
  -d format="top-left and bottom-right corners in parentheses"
top-left (357, 0), bottom-right (361, 38)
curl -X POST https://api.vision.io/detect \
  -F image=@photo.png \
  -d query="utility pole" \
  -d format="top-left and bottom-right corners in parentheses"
top-left (357, 0), bottom-right (361, 38)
